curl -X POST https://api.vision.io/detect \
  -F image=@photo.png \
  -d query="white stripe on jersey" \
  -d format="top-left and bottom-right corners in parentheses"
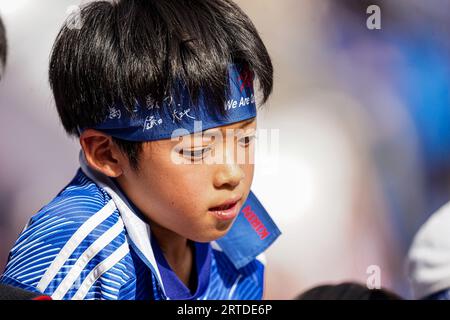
top-left (228, 274), bottom-right (243, 299)
top-left (71, 243), bottom-right (129, 300)
top-left (79, 151), bottom-right (167, 296)
top-left (37, 199), bottom-right (116, 293)
top-left (51, 218), bottom-right (124, 300)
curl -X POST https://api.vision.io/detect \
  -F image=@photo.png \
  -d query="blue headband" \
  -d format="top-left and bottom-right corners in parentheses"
top-left (83, 64), bottom-right (257, 142)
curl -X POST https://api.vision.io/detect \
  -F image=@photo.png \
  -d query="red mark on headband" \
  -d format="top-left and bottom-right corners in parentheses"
top-left (238, 65), bottom-right (254, 93)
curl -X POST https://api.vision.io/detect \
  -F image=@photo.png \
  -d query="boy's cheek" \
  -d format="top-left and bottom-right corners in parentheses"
top-left (243, 164), bottom-right (255, 186)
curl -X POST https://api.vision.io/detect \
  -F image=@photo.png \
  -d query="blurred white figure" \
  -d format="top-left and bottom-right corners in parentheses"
top-left (408, 202), bottom-right (450, 299)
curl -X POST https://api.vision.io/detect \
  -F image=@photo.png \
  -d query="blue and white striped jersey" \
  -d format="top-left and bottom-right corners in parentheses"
top-left (0, 152), bottom-right (280, 300)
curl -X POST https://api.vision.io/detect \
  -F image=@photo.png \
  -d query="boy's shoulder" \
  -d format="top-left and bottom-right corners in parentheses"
top-left (31, 168), bottom-right (113, 224)
top-left (15, 169), bottom-right (118, 249)
top-left (1, 169), bottom-right (135, 299)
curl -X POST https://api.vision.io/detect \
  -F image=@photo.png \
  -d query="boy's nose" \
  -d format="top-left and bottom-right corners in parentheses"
top-left (213, 164), bottom-right (245, 189)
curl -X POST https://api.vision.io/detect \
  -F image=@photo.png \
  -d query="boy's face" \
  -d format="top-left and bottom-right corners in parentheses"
top-left (117, 118), bottom-right (257, 242)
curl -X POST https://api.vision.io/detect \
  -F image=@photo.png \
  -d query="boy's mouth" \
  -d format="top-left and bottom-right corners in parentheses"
top-left (208, 197), bottom-right (242, 221)
top-left (210, 202), bottom-right (235, 211)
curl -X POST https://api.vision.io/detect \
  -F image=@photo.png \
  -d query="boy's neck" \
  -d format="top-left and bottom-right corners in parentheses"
top-left (150, 223), bottom-right (196, 291)
top-left (111, 177), bottom-right (196, 291)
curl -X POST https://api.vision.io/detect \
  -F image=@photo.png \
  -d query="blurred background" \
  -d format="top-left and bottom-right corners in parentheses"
top-left (0, 0), bottom-right (449, 299)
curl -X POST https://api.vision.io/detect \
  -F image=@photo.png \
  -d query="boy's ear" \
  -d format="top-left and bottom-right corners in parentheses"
top-left (79, 129), bottom-right (126, 178)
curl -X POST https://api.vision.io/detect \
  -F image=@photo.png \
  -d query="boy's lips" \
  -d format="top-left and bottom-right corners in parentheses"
top-left (208, 196), bottom-right (242, 221)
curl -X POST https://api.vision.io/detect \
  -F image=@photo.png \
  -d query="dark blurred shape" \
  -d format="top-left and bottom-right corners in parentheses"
top-left (295, 282), bottom-right (403, 300)
top-left (0, 284), bottom-right (51, 300)
top-left (0, 15), bottom-right (6, 77)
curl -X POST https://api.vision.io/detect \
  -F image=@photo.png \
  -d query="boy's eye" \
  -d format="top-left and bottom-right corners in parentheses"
top-left (238, 134), bottom-right (256, 147)
top-left (180, 147), bottom-right (212, 160)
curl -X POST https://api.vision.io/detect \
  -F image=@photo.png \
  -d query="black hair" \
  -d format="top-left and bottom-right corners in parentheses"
top-left (0, 15), bottom-right (7, 79)
top-left (49, 0), bottom-right (273, 169)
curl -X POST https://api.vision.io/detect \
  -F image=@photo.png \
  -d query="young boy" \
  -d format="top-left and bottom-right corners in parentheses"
top-left (0, 0), bottom-right (280, 300)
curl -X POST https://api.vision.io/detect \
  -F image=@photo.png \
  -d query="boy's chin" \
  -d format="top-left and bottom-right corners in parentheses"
top-left (191, 223), bottom-right (235, 243)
